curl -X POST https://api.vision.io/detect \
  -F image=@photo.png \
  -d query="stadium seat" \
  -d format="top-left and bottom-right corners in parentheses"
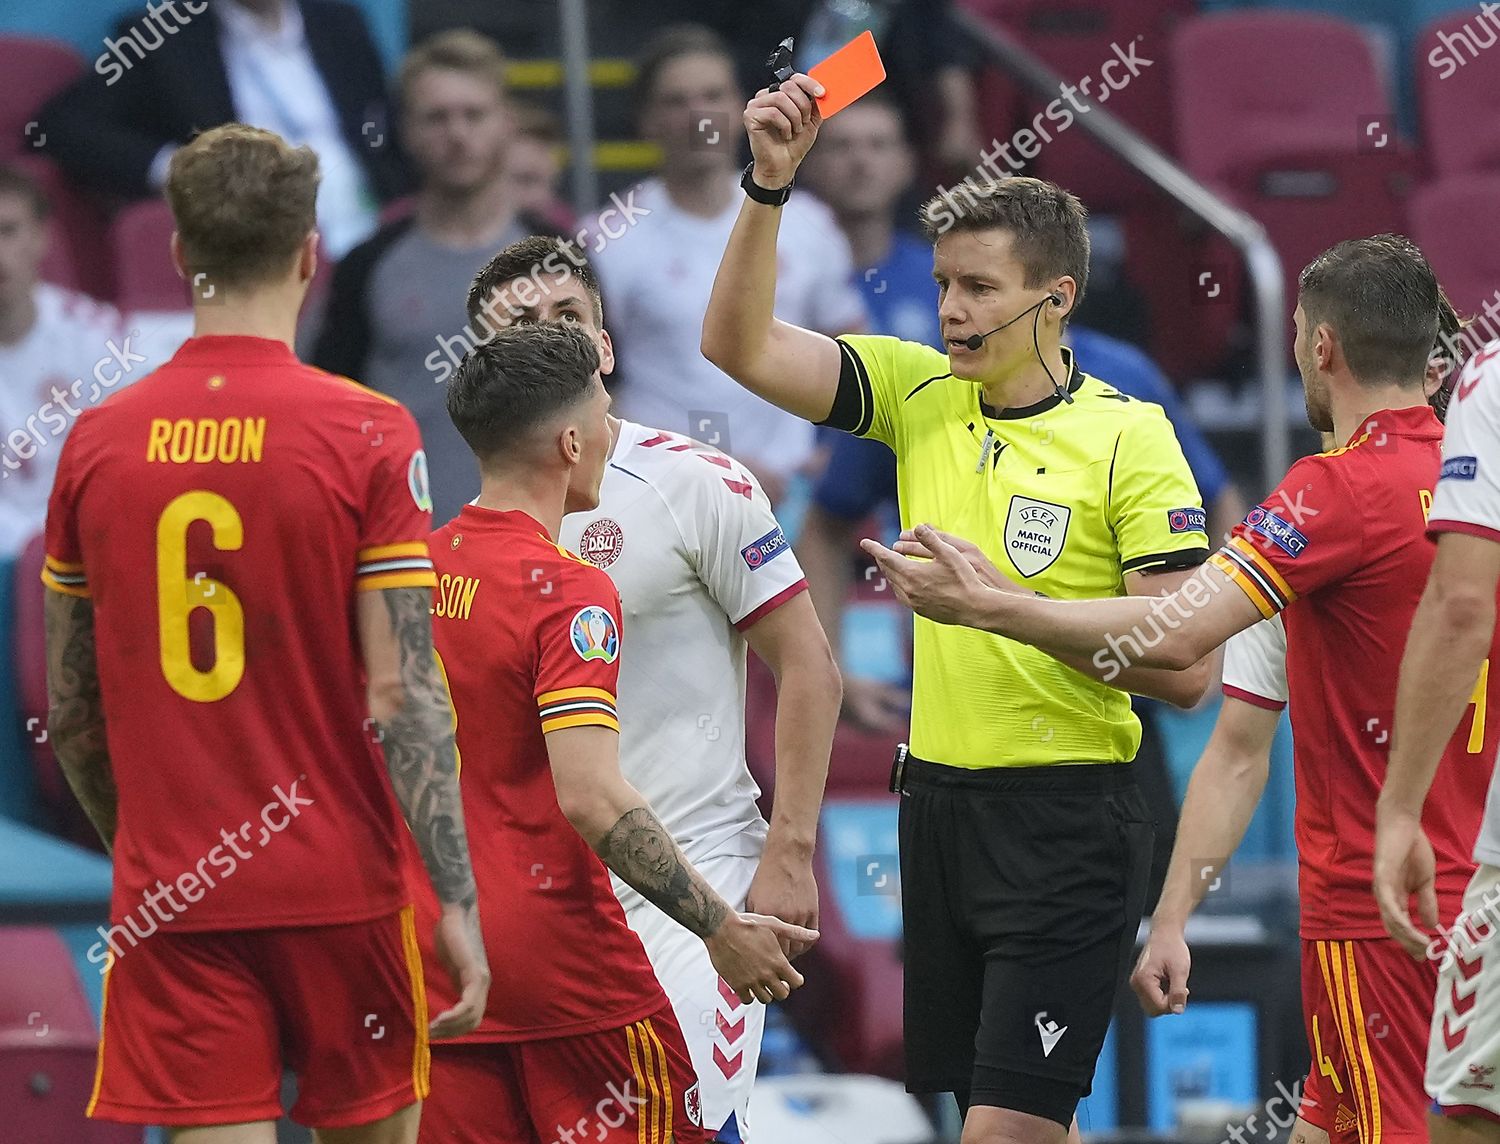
top-left (1171, 11), bottom-right (1391, 189)
top-left (0, 36), bottom-right (84, 159)
top-left (1416, 11), bottom-right (1500, 179)
top-left (745, 654), bottom-right (899, 801)
top-left (1409, 175), bottom-right (1500, 320)
top-left (963, 0), bottom-right (1192, 212)
top-left (0, 926), bottom-right (119, 1142)
top-left (110, 199), bottom-right (189, 313)
top-left (7, 155), bottom-right (111, 300)
top-left (1222, 148), bottom-right (1417, 332)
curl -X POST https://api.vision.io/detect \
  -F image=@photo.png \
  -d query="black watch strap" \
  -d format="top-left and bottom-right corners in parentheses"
top-left (741, 163), bottom-right (792, 207)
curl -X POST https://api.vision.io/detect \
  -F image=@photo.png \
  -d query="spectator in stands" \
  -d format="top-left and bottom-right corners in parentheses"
top-left (0, 165), bottom-right (186, 557)
top-left (794, 98), bottom-right (1247, 732)
top-left (36, 0), bottom-right (403, 258)
top-left (313, 30), bottom-right (551, 524)
top-left (594, 24), bottom-right (866, 503)
top-left (505, 100), bottom-right (577, 234)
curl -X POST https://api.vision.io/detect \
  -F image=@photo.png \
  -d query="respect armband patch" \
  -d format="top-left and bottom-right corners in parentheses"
top-left (1167, 507), bottom-right (1207, 535)
top-left (1441, 455), bottom-right (1479, 482)
top-left (1245, 507), bottom-right (1308, 559)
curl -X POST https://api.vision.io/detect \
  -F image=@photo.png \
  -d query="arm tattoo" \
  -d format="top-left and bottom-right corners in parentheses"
top-left (44, 592), bottom-right (116, 852)
top-left (598, 807), bottom-right (729, 939)
top-left (377, 588), bottom-right (478, 911)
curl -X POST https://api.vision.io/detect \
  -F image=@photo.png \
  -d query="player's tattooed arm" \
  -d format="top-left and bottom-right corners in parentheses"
top-left (597, 807), bottom-right (730, 938)
top-left (361, 587), bottom-right (479, 912)
top-left (44, 592), bottom-right (117, 853)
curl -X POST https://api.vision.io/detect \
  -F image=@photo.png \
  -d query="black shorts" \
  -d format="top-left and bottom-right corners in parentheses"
top-left (897, 756), bottom-right (1154, 1127)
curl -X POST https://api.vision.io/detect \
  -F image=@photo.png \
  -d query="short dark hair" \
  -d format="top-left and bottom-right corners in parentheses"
top-left (166, 124), bottom-right (319, 291)
top-left (447, 323), bottom-right (601, 464)
top-left (467, 235), bottom-right (604, 328)
top-left (632, 23), bottom-right (735, 121)
top-left (0, 163), bottom-right (48, 220)
top-left (1298, 235), bottom-right (1440, 384)
top-left (919, 177), bottom-right (1090, 321)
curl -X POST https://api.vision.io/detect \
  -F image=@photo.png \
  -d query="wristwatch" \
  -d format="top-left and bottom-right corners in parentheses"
top-left (741, 162), bottom-right (792, 207)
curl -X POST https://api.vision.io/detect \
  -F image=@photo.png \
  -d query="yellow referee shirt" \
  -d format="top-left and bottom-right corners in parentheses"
top-left (823, 335), bottom-right (1210, 768)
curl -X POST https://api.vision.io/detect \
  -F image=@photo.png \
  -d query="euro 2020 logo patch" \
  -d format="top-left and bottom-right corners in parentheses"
top-left (570, 605), bottom-right (619, 664)
top-left (408, 449), bottom-right (433, 513)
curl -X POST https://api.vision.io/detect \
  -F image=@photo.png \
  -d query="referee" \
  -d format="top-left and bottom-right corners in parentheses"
top-left (701, 74), bottom-right (1214, 1142)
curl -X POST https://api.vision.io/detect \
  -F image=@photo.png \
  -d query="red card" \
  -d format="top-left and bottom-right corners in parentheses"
top-left (809, 30), bottom-right (887, 119)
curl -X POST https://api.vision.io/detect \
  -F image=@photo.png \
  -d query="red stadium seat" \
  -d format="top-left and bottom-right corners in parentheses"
top-left (1417, 12), bottom-right (1500, 179)
top-left (1409, 175), bottom-right (1500, 320)
top-left (963, 0), bottom-right (1192, 212)
top-left (6, 155), bottom-right (112, 300)
top-left (1171, 12), bottom-right (1390, 189)
top-left (0, 37), bottom-right (84, 159)
top-left (110, 199), bottom-right (189, 312)
top-left (746, 652), bottom-right (900, 802)
top-left (1223, 148), bottom-right (1417, 331)
top-left (0, 925), bottom-right (136, 1144)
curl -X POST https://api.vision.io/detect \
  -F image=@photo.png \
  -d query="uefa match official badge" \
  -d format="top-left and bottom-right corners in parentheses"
top-left (579, 518), bottom-right (624, 568)
top-left (1004, 495), bottom-right (1070, 577)
top-left (569, 606), bottom-right (619, 663)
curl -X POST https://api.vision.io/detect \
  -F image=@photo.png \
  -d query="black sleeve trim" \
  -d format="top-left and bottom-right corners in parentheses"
top-left (1122, 548), bottom-right (1210, 574)
top-left (815, 339), bottom-right (875, 436)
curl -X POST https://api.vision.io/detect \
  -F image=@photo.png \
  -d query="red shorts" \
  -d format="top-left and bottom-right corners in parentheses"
top-left (420, 1004), bottom-right (709, 1144)
top-left (89, 905), bottom-right (429, 1128)
top-left (1298, 938), bottom-right (1437, 1144)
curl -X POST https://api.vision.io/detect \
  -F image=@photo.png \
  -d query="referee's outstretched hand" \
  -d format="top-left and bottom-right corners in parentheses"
top-left (1131, 927), bottom-right (1191, 1017)
top-left (744, 73), bottom-right (825, 189)
top-left (894, 527), bottom-right (1021, 594)
top-left (862, 524), bottom-right (995, 627)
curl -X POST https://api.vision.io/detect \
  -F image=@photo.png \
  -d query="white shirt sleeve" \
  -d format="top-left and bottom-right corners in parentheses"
top-left (1221, 615), bottom-right (1288, 710)
top-left (682, 450), bottom-right (809, 630)
top-left (1430, 343), bottom-right (1500, 540)
top-left (788, 199), bottom-right (867, 336)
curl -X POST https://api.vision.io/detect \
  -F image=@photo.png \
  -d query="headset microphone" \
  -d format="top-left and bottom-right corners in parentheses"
top-left (962, 293), bottom-right (1064, 352)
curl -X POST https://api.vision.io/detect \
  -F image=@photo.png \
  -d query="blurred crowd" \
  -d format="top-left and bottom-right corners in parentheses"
top-left (1, 0), bottom-right (1249, 802)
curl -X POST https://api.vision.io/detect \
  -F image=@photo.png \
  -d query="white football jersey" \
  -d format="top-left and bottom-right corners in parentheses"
top-left (1221, 614), bottom-right (1288, 711)
top-left (592, 175), bottom-right (866, 482)
top-left (560, 419), bottom-right (809, 876)
top-left (1429, 341), bottom-right (1500, 867)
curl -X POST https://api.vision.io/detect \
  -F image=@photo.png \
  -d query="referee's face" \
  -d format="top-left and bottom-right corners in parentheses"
top-left (933, 228), bottom-right (1052, 382)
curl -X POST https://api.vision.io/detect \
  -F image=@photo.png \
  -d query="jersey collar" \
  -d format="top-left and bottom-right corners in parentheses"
top-left (976, 346), bottom-right (1084, 421)
top-left (455, 503), bottom-right (552, 539)
top-left (169, 335), bottom-right (299, 366)
top-left (1343, 404), bottom-right (1443, 447)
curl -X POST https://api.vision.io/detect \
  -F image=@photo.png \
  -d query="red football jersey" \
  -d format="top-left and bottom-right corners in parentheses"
top-left (1211, 405), bottom-right (1497, 938)
top-left (414, 505), bottom-right (667, 1041)
top-left (43, 335), bottom-right (436, 931)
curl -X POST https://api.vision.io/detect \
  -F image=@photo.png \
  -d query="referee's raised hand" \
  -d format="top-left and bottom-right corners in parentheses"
top-left (743, 73), bottom-right (825, 188)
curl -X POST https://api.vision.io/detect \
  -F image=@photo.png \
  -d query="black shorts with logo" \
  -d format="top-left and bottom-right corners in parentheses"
top-left (895, 755), bottom-right (1154, 1126)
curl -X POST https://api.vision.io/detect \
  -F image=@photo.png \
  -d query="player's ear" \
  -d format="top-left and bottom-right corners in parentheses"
top-left (169, 231), bottom-right (188, 281)
top-left (597, 328), bottom-right (616, 376)
top-left (1314, 322), bottom-right (1337, 372)
top-left (559, 422), bottom-right (583, 467)
top-left (297, 231), bottom-right (319, 286)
